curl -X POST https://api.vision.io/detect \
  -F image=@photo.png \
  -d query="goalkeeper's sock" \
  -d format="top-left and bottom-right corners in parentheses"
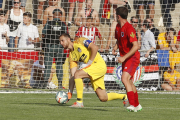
top-left (75, 78), bottom-right (83, 103)
top-left (107, 93), bottom-right (127, 101)
top-left (127, 91), bottom-right (135, 106)
top-left (134, 91), bottom-right (139, 107)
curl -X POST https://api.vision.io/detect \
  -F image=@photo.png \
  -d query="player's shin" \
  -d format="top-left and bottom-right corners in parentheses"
top-left (75, 78), bottom-right (83, 103)
top-left (107, 93), bottom-right (127, 101)
top-left (127, 91), bottom-right (135, 106)
top-left (134, 91), bottom-right (139, 107)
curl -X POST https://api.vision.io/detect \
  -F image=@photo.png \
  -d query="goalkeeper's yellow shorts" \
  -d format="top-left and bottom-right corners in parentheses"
top-left (83, 59), bottom-right (107, 91)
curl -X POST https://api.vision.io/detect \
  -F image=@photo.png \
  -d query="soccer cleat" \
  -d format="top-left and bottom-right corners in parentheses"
top-left (70, 102), bottom-right (84, 108)
top-left (124, 1), bottom-right (131, 13)
top-left (135, 104), bottom-right (142, 112)
top-left (127, 105), bottom-right (137, 112)
top-left (123, 98), bottom-right (130, 108)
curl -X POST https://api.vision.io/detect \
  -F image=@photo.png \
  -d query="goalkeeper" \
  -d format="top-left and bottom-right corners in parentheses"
top-left (59, 33), bottom-right (129, 107)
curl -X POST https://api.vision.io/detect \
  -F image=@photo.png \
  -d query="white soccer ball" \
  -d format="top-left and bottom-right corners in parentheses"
top-left (55, 91), bottom-right (68, 104)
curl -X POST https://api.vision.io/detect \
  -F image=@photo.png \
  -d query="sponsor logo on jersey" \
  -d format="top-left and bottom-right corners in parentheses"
top-left (121, 32), bottom-right (124, 37)
top-left (130, 32), bottom-right (135, 38)
top-left (79, 53), bottom-right (87, 62)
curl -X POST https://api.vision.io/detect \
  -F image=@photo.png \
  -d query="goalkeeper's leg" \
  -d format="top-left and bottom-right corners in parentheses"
top-left (70, 69), bottom-right (90, 107)
top-left (95, 88), bottom-right (129, 107)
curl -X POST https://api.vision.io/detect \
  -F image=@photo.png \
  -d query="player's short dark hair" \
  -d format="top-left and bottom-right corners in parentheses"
top-left (0, 10), bottom-right (5, 16)
top-left (23, 12), bottom-right (32, 18)
top-left (166, 28), bottom-right (176, 35)
top-left (116, 7), bottom-right (128, 19)
top-left (60, 33), bottom-right (71, 39)
top-left (142, 20), bottom-right (150, 29)
top-left (130, 16), bottom-right (138, 22)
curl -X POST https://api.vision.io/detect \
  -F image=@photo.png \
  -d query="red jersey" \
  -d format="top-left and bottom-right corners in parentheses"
top-left (115, 22), bottom-right (140, 58)
top-left (76, 26), bottom-right (102, 43)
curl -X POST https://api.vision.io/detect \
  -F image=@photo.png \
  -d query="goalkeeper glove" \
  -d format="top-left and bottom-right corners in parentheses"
top-left (66, 92), bottom-right (72, 103)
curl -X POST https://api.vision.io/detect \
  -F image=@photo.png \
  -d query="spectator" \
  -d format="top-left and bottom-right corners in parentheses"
top-left (140, 20), bottom-right (156, 61)
top-left (146, 17), bottom-right (159, 47)
top-left (42, 9), bottom-right (67, 88)
top-left (162, 0), bottom-right (180, 28)
top-left (68, 0), bottom-right (85, 28)
top-left (75, 16), bottom-right (103, 52)
top-left (105, 21), bottom-right (117, 51)
top-left (161, 67), bottom-right (180, 91)
top-left (158, 28), bottom-right (179, 70)
top-left (103, 0), bottom-right (131, 21)
top-left (34, 0), bottom-right (46, 25)
top-left (134, 0), bottom-right (155, 24)
top-left (14, 12), bottom-right (39, 52)
top-left (0, 0), bottom-right (3, 10)
top-left (43, 0), bottom-right (65, 26)
top-left (5, 0), bottom-right (24, 52)
top-left (0, 10), bottom-right (10, 52)
top-left (130, 16), bottom-right (141, 49)
top-left (29, 51), bottom-right (45, 89)
top-left (158, 28), bottom-right (177, 53)
top-left (74, 0), bottom-right (100, 27)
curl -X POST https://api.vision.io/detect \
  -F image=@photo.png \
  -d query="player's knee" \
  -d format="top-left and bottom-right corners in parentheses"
top-left (99, 96), bottom-right (108, 102)
top-left (74, 71), bottom-right (81, 79)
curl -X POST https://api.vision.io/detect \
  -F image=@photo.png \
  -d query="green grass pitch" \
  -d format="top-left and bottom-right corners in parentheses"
top-left (0, 92), bottom-right (180, 120)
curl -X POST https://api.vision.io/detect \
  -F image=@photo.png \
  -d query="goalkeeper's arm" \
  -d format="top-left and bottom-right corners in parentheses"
top-left (67, 66), bottom-right (77, 102)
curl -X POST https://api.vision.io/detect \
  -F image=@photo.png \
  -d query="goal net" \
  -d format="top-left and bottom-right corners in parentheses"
top-left (0, 0), bottom-right (180, 92)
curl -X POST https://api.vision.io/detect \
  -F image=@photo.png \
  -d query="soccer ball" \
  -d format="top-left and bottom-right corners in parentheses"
top-left (55, 91), bottom-right (68, 104)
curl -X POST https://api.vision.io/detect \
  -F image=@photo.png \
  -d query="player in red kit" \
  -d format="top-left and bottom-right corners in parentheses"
top-left (112, 6), bottom-right (142, 112)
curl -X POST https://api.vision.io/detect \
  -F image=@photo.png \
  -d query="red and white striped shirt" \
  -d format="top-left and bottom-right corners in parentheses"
top-left (76, 26), bottom-right (102, 43)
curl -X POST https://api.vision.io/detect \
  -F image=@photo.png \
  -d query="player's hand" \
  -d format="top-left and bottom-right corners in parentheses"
top-left (112, 49), bottom-right (117, 55)
top-left (116, 57), bottom-right (125, 63)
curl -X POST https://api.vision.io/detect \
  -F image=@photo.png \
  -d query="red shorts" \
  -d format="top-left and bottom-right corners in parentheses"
top-left (69, 0), bottom-right (85, 3)
top-left (122, 55), bottom-right (140, 79)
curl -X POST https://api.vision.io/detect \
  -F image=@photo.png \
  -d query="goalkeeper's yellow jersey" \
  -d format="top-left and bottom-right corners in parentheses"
top-left (69, 37), bottom-right (103, 69)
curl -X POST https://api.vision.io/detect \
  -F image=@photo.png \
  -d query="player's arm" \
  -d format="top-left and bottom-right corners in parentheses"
top-left (43, 8), bottom-right (48, 27)
top-left (87, 41), bottom-right (99, 63)
top-left (112, 41), bottom-right (118, 55)
top-left (123, 41), bottom-right (139, 60)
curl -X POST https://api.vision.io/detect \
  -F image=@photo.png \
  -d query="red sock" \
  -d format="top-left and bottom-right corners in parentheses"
top-left (134, 91), bottom-right (139, 107)
top-left (127, 91), bottom-right (135, 106)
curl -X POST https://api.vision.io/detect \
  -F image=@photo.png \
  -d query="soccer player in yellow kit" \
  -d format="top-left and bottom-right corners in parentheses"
top-left (59, 33), bottom-right (129, 107)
